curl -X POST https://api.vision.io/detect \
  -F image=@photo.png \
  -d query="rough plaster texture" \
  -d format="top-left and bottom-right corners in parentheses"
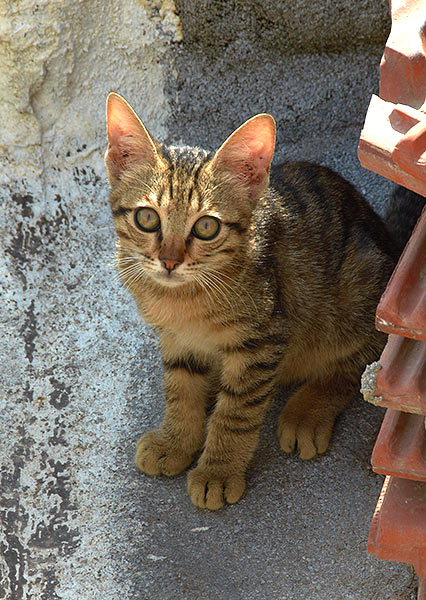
top-left (0, 0), bottom-right (418, 599)
top-left (0, 0), bottom-right (179, 182)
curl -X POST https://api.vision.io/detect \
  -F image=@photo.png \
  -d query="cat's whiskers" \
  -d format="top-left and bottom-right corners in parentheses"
top-left (204, 267), bottom-right (257, 316)
top-left (83, 255), bottom-right (121, 285)
top-left (115, 257), bottom-right (149, 288)
top-left (216, 270), bottom-right (256, 314)
top-left (203, 273), bottom-right (243, 322)
top-left (115, 252), bottom-right (142, 264)
top-left (114, 266), bottom-right (139, 288)
top-left (115, 252), bottom-right (153, 273)
top-left (195, 271), bottom-right (238, 323)
top-left (121, 263), bottom-right (148, 291)
top-left (111, 262), bottom-right (138, 284)
top-left (194, 273), bottom-right (226, 315)
top-left (115, 263), bottom-right (139, 277)
top-left (193, 273), bottom-right (216, 307)
top-left (113, 259), bottom-right (136, 273)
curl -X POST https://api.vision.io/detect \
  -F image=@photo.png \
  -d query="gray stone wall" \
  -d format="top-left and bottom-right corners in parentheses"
top-left (1, 1), bottom-right (416, 599)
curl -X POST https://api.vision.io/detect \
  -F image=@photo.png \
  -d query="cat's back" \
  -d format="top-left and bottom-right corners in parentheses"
top-left (268, 161), bottom-right (399, 268)
top-left (253, 162), bottom-right (398, 375)
top-left (254, 162), bottom-right (399, 340)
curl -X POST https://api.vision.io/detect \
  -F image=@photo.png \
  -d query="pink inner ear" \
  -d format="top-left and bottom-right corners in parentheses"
top-left (213, 114), bottom-right (276, 197)
top-left (105, 94), bottom-right (158, 180)
top-left (241, 139), bottom-right (272, 182)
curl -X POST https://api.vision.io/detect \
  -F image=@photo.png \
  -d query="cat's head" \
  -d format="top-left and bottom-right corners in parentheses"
top-left (105, 93), bottom-right (275, 290)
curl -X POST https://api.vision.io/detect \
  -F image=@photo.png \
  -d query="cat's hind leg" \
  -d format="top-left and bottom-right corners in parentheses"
top-left (277, 366), bottom-right (361, 460)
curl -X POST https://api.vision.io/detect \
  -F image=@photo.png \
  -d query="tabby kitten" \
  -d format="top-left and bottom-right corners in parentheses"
top-left (105, 92), bottom-right (398, 510)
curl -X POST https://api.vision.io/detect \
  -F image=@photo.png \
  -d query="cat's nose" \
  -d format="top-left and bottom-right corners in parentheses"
top-left (161, 258), bottom-right (181, 273)
top-left (159, 237), bottom-right (185, 273)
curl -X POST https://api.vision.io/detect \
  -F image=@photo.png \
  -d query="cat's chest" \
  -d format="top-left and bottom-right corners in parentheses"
top-left (137, 291), bottom-right (242, 352)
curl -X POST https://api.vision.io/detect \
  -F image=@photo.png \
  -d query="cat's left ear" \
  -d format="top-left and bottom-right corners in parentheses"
top-left (211, 114), bottom-right (276, 199)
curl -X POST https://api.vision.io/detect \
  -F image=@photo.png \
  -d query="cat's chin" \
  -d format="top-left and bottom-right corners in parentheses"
top-left (152, 271), bottom-right (188, 288)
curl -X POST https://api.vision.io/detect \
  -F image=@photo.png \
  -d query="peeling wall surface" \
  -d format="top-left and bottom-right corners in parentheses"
top-left (0, 1), bottom-right (418, 599)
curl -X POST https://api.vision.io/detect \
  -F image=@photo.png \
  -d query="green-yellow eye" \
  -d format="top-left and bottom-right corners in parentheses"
top-left (134, 207), bottom-right (160, 232)
top-left (192, 216), bottom-right (220, 240)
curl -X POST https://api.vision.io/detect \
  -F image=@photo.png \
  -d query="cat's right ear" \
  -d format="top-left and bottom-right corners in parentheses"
top-left (105, 92), bottom-right (159, 183)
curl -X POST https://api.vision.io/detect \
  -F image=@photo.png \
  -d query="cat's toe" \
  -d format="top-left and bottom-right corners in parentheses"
top-left (294, 425), bottom-right (319, 460)
top-left (187, 468), bottom-right (246, 510)
top-left (277, 416), bottom-right (332, 460)
top-left (136, 431), bottom-right (193, 476)
top-left (277, 418), bottom-right (297, 453)
top-left (312, 422), bottom-right (333, 455)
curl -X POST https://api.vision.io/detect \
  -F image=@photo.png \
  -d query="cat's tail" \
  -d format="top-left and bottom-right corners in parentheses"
top-left (383, 185), bottom-right (425, 254)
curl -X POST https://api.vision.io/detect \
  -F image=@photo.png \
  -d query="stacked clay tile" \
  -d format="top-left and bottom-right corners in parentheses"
top-left (358, 2), bottom-right (426, 598)
top-left (363, 208), bottom-right (426, 598)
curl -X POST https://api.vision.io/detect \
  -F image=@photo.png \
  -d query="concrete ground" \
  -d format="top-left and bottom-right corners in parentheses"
top-left (0, 1), bottom-right (419, 599)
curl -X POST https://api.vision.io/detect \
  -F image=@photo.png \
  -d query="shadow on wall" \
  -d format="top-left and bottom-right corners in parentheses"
top-left (165, 0), bottom-right (390, 154)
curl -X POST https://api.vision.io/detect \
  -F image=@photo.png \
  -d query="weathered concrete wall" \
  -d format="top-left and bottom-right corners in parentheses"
top-left (1, 1), bottom-right (418, 599)
top-left (0, 0), bottom-right (180, 183)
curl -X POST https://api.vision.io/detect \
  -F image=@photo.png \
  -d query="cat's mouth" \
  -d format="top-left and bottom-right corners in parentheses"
top-left (153, 269), bottom-right (188, 287)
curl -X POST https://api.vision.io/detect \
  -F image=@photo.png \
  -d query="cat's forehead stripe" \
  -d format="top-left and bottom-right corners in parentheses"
top-left (156, 146), bottom-right (212, 211)
top-left (155, 179), bottom-right (169, 207)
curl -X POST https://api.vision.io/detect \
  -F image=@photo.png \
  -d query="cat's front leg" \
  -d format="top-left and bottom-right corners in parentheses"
top-left (187, 341), bottom-right (279, 510)
top-left (136, 334), bottom-right (210, 477)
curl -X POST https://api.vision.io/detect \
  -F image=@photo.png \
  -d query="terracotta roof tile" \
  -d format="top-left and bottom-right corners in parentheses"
top-left (368, 476), bottom-right (426, 578)
top-left (371, 409), bottom-right (426, 481)
top-left (376, 206), bottom-right (426, 341)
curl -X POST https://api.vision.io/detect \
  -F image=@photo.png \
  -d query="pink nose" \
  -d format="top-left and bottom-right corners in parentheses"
top-left (161, 258), bottom-right (181, 273)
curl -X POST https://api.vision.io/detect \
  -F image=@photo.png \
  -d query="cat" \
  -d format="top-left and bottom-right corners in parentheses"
top-left (104, 92), bottom-right (406, 510)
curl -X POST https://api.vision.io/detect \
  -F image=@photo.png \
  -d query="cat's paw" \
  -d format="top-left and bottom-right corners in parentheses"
top-left (276, 380), bottom-right (346, 460)
top-left (277, 412), bottom-right (332, 460)
top-left (136, 430), bottom-right (193, 476)
top-left (187, 467), bottom-right (246, 510)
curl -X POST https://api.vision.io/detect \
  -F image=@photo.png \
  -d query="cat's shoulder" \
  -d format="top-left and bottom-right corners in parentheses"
top-left (270, 161), bottom-right (353, 190)
top-left (267, 161), bottom-right (360, 219)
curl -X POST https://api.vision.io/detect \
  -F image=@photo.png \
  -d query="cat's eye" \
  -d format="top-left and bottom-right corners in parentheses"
top-left (192, 216), bottom-right (220, 240)
top-left (134, 207), bottom-right (160, 232)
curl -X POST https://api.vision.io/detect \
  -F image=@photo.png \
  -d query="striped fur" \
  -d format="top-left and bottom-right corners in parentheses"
top-left (105, 93), bottom-right (401, 510)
